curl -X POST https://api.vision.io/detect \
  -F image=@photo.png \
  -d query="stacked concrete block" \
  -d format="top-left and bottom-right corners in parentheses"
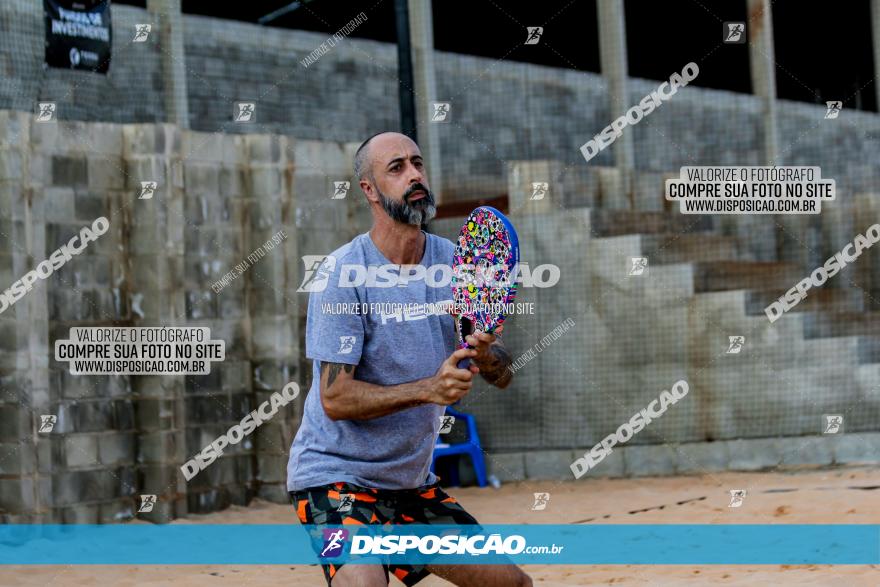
top-left (0, 110), bottom-right (49, 522)
top-left (436, 163), bottom-right (880, 484)
top-left (3, 2), bottom-right (880, 207)
top-left (19, 113), bottom-right (138, 523)
top-left (506, 160), bottom-right (562, 216)
top-left (178, 129), bottom-right (242, 515)
top-left (290, 138), bottom-right (368, 424)
top-left (3, 92), bottom-right (879, 513)
top-left (47, 117), bottom-right (134, 523)
top-left (436, 175), bottom-right (814, 475)
top-left (475, 431), bottom-right (880, 483)
top-left (122, 123), bottom-right (188, 522)
top-left (0, 3), bottom-right (164, 122)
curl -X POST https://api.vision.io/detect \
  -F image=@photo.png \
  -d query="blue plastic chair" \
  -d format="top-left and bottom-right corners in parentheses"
top-left (430, 406), bottom-right (488, 487)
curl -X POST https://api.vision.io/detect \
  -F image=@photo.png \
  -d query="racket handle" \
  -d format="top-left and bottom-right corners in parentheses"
top-left (457, 343), bottom-right (474, 370)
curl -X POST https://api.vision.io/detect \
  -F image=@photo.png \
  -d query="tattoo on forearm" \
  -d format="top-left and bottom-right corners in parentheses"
top-left (479, 342), bottom-right (513, 387)
top-left (323, 362), bottom-right (354, 387)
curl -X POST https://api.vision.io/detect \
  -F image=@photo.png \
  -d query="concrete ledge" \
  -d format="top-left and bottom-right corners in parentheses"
top-left (470, 434), bottom-right (880, 485)
top-left (675, 441), bottom-right (730, 474)
top-left (571, 446), bottom-right (626, 479)
top-left (780, 436), bottom-right (835, 467)
top-left (727, 438), bottom-right (784, 471)
top-left (524, 450), bottom-right (576, 480)
top-left (485, 452), bottom-right (525, 482)
top-left (624, 444), bottom-right (678, 477)
top-left (831, 432), bottom-right (880, 464)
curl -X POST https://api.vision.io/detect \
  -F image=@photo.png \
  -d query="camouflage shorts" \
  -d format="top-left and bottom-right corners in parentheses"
top-left (290, 481), bottom-right (480, 586)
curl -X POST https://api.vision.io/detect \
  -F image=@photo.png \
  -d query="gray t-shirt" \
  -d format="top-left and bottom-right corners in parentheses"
top-left (287, 231), bottom-right (457, 491)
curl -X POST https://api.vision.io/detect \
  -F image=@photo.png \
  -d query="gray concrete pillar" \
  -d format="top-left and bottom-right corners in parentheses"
top-left (243, 134), bottom-right (300, 503)
top-left (0, 111), bottom-right (48, 522)
top-left (408, 0), bottom-right (443, 201)
top-left (872, 0), bottom-right (880, 110)
top-left (147, 0), bottom-right (190, 129)
top-left (123, 124), bottom-right (188, 522)
top-left (597, 0), bottom-right (634, 170)
top-left (747, 0), bottom-right (779, 164)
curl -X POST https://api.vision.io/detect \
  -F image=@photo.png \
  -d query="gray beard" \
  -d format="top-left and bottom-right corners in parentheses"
top-left (378, 187), bottom-right (437, 226)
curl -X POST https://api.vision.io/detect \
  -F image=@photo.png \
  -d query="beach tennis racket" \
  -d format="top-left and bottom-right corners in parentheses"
top-left (451, 206), bottom-right (520, 369)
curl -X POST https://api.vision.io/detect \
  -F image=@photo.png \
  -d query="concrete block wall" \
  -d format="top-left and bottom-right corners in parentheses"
top-left (0, 109), bottom-right (48, 522)
top-left (482, 432), bottom-right (880, 483)
top-left (0, 111), bottom-right (316, 522)
top-left (431, 160), bottom-right (880, 464)
top-left (179, 129), bottom-right (249, 515)
top-left (123, 123), bottom-right (189, 522)
top-left (291, 138), bottom-right (372, 423)
top-left (3, 3), bottom-right (879, 205)
top-left (242, 134), bottom-right (299, 504)
top-left (2, 109), bottom-right (877, 507)
top-left (0, 1), bottom-right (165, 124)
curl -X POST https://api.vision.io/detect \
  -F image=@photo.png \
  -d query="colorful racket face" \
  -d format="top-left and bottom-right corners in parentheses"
top-left (451, 206), bottom-right (520, 369)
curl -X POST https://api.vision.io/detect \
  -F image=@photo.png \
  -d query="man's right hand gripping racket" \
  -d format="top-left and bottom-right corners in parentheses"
top-left (451, 206), bottom-right (520, 369)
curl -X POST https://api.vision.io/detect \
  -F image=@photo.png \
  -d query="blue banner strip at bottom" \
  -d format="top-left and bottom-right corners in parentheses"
top-left (1, 524), bottom-right (877, 565)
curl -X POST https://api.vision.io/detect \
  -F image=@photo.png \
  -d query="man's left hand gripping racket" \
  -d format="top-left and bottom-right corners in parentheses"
top-left (451, 206), bottom-right (520, 369)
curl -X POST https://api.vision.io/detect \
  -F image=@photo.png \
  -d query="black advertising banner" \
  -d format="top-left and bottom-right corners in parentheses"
top-left (44, 0), bottom-right (111, 74)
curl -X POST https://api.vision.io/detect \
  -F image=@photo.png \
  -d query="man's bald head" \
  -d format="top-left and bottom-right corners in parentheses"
top-left (353, 131), bottom-right (435, 226)
top-left (353, 131), bottom-right (418, 181)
